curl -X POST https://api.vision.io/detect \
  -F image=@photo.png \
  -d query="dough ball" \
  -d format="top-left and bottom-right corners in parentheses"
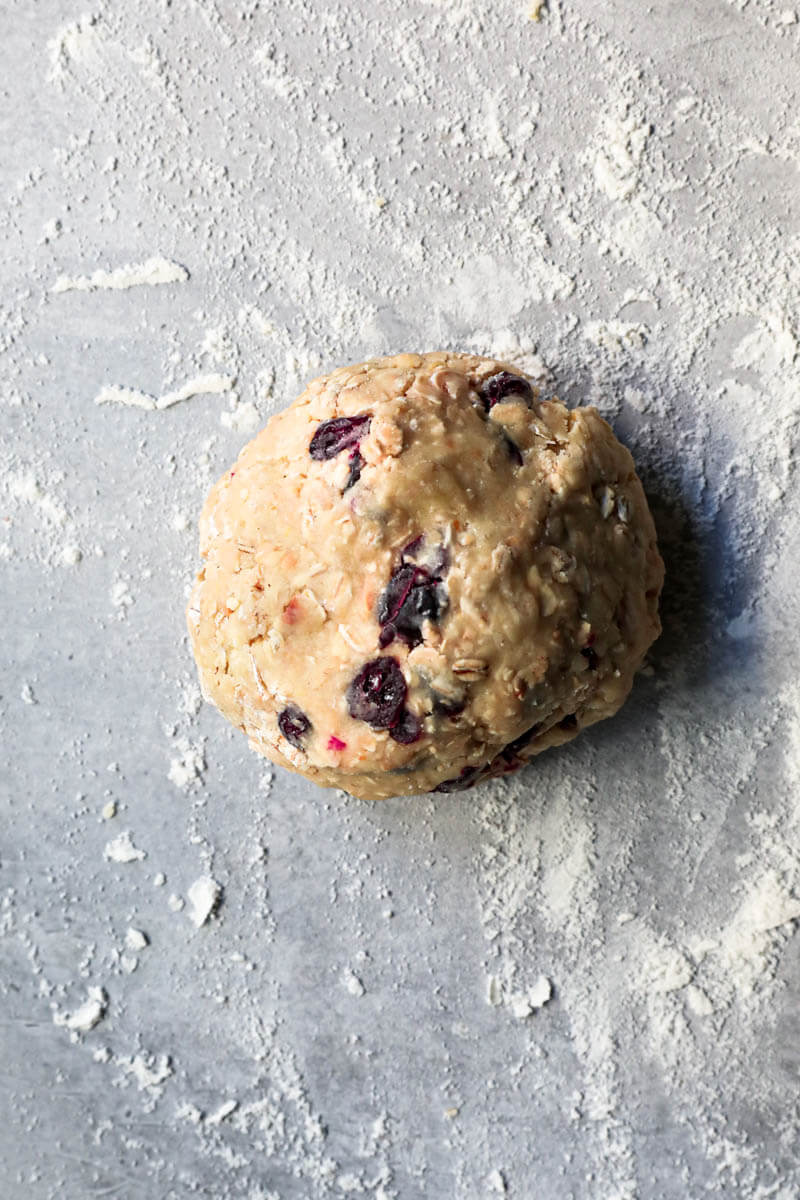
top-left (187, 352), bottom-right (663, 801)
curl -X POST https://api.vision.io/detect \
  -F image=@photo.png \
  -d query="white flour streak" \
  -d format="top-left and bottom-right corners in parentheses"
top-left (158, 373), bottom-right (235, 409)
top-left (52, 257), bottom-right (188, 293)
top-left (95, 374), bottom-right (235, 410)
top-left (95, 384), bottom-right (158, 410)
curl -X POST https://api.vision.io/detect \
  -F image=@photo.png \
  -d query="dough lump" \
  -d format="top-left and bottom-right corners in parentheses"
top-left (187, 353), bottom-right (663, 800)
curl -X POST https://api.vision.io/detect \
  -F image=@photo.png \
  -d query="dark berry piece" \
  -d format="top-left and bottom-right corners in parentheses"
top-left (401, 534), bottom-right (424, 559)
top-left (400, 582), bottom-right (444, 647)
top-left (278, 703), bottom-right (312, 749)
top-left (502, 720), bottom-right (543, 761)
top-left (580, 647), bottom-right (599, 671)
top-left (309, 414), bottom-right (371, 460)
top-left (433, 766), bottom-right (480, 793)
top-left (480, 371), bottom-right (533, 411)
top-left (377, 563), bottom-right (417, 625)
top-left (559, 713), bottom-right (578, 731)
top-left (377, 563), bottom-right (447, 649)
top-left (343, 448), bottom-right (363, 492)
top-left (347, 657), bottom-right (407, 729)
top-left (378, 623), bottom-right (397, 649)
top-left (389, 708), bottom-right (422, 744)
top-left (503, 433), bottom-right (524, 466)
top-left (432, 693), bottom-right (466, 718)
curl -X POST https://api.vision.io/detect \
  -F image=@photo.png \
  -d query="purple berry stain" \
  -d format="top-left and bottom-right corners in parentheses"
top-left (309, 414), bottom-right (371, 461)
top-left (377, 539), bottom-right (448, 649)
top-left (480, 371), bottom-right (533, 411)
top-left (278, 703), bottom-right (312, 749)
top-left (343, 448), bottom-right (363, 492)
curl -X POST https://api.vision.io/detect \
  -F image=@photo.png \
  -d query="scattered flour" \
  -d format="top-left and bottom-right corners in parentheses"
top-left (487, 1168), bottom-right (507, 1194)
top-left (187, 876), bottom-right (222, 927)
top-left (342, 968), bottom-right (366, 997)
top-left (640, 940), bottom-right (694, 995)
top-left (110, 576), bottom-right (133, 617)
top-left (168, 738), bottom-right (206, 789)
top-left (104, 831), bottom-right (146, 864)
top-left (508, 975), bottom-right (552, 1019)
top-left (205, 1099), bottom-right (238, 1126)
top-left (47, 13), bottom-right (103, 86)
top-left (219, 399), bottom-right (260, 432)
top-left (593, 113), bottom-right (651, 200)
top-left (125, 927), bottom-right (148, 951)
top-left (53, 986), bottom-right (108, 1033)
top-left (52, 256), bottom-right (188, 293)
top-left (116, 1052), bottom-right (173, 1092)
top-left (5, 0), bottom-right (800, 1194)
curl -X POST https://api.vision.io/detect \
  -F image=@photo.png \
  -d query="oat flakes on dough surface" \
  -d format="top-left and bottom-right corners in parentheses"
top-left (188, 352), bottom-right (663, 800)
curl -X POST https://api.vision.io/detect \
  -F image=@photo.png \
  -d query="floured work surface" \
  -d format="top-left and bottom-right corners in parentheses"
top-left (2, 1), bottom-right (800, 1197)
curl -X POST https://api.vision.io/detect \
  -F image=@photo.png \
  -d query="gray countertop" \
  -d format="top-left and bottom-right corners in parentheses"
top-left (3, 1), bottom-right (800, 1196)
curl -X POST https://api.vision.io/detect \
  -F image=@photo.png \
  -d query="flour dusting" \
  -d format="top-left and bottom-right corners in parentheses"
top-left (52, 256), bottom-right (188, 293)
top-left (3, 0), bottom-right (800, 1195)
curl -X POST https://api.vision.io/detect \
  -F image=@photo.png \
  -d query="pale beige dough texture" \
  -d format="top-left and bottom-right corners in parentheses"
top-left (187, 352), bottom-right (664, 800)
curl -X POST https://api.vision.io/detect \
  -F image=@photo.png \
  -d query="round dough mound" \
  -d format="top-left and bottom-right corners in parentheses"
top-left (187, 353), bottom-right (663, 800)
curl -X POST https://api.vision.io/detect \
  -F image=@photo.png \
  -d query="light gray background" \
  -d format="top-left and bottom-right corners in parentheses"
top-left (3, 1), bottom-right (800, 1197)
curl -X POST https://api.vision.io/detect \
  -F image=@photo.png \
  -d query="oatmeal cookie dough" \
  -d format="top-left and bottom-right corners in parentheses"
top-left (187, 352), bottom-right (664, 800)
